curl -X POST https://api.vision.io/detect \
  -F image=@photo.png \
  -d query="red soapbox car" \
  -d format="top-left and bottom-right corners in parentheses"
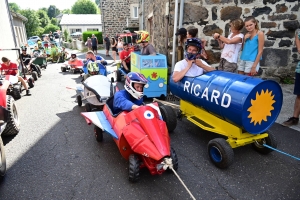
top-left (61, 59), bottom-right (84, 74)
top-left (81, 96), bottom-right (178, 182)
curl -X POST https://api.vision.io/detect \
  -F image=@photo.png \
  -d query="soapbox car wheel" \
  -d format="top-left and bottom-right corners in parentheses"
top-left (116, 70), bottom-right (122, 82)
top-left (61, 67), bottom-right (66, 72)
top-left (128, 154), bottom-right (140, 182)
top-left (28, 78), bottom-right (34, 88)
top-left (32, 71), bottom-right (38, 81)
top-left (85, 103), bottom-right (92, 112)
top-left (167, 147), bottom-right (178, 171)
top-left (208, 138), bottom-right (234, 169)
top-left (76, 95), bottom-right (82, 107)
top-left (252, 130), bottom-right (277, 154)
top-left (0, 138), bottom-right (6, 178)
top-left (2, 95), bottom-right (20, 136)
top-left (12, 85), bottom-right (21, 100)
top-left (94, 125), bottom-right (103, 142)
top-left (159, 105), bottom-right (177, 133)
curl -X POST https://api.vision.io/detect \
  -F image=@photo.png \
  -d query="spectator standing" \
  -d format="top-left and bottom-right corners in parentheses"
top-left (117, 37), bottom-right (124, 54)
top-left (103, 34), bottom-right (111, 56)
top-left (282, 28), bottom-right (300, 127)
top-left (91, 34), bottom-right (98, 54)
top-left (187, 28), bottom-right (208, 59)
top-left (111, 37), bottom-right (117, 62)
top-left (86, 37), bottom-right (92, 51)
top-left (213, 18), bottom-right (244, 72)
top-left (238, 16), bottom-right (264, 76)
top-left (175, 28), bottom-right (187, 47)
top-left (49, 31), bottom-right (54, 43)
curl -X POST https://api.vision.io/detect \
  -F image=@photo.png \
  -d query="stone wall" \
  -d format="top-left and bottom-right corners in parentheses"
top-left (100, 0), bottom-right (139, 37)
top-left (141, 0), bottom-right (300, 79)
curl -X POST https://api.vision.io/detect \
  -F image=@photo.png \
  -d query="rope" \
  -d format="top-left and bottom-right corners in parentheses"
top-left (263, 144), bottom-right (300, 161)
top-left (161, 158), bottom-right (196, 200)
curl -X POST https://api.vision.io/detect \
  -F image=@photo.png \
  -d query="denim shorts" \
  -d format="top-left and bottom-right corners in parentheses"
top-left (294, 72), bottom-right (300, 95)
top-left (237, 60), bottom-right (260, 73)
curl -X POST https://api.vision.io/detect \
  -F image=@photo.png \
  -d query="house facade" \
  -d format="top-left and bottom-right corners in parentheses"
top-left (99, 0), bottom-right (139, 37)
top-left (11, 11), bottom-right (28, 48)
top-left (0, 0), bottom-right (23, 62)
top-left (60, 14), bottom-right (102, 36)
top-left (138, 0), bottom-right (300, 79)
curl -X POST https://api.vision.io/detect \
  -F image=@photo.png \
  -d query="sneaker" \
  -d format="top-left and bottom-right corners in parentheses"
top-left (282, 117), bottom-right (299, 127)
top-left (26, 90), bottom-right (31, 96)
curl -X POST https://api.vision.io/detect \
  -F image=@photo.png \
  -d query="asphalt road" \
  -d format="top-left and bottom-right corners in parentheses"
top-left (0, 57), bottom-right (300, 200)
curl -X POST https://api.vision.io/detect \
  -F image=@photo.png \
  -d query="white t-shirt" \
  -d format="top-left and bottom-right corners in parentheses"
top-left (221, 33), bottom-right (244, 63)
top-left (174, 59), bottom-right (210, 77)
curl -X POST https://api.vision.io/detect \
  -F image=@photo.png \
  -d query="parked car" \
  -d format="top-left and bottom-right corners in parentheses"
top-left (70, 32), bottom-right (82, 38)
top-left (29, 36), bottom-right (41, 43)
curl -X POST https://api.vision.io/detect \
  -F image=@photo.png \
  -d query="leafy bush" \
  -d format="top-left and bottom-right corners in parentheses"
top-left (82, 31), bottom-right (102, 44)
top-left (43, 24), bottom-right (60, 34)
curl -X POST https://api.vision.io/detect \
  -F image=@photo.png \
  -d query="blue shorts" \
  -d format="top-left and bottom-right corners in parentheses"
top-left (294, 72), bottom-right (300, 95)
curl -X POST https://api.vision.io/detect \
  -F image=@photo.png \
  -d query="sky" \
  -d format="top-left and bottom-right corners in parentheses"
top-left (8, 0), bottom-right (80, 11)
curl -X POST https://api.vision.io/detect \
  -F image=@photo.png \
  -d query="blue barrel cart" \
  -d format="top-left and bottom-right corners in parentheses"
top-left (131, 52), bottom-right (168, 99)
top-left (170, 71), bottom-right (283, 168)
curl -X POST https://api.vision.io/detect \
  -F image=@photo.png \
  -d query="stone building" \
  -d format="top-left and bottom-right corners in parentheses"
top-left (99, 0), bottom-right (139, 37)
top-left (138, 0), bottom-right (300, 80)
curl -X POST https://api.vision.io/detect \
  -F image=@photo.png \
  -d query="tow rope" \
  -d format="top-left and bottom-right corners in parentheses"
top-left (263, 144), bottom-right (300, 161)
top-left (161, 158), bottom-right (196, 200)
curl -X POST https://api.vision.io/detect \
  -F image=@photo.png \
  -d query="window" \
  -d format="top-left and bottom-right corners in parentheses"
top-left (87, 28), bottom-right (99, 31)
top-left (70, 29), bottom-right (82, 33)
top-left (133, 6), bottom-right (138, 18)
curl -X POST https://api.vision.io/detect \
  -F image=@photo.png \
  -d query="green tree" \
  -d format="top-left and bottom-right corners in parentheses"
top-left (8, 2), bottom-right (20, 13)
top-left (51, 18), bottom-right (58, 25)
top-left (20, 9), bottom-right (40, 37)
top-left (62, 9), bottom-right (71, 14)
top-left (71, 0), bottom-right (98, 14)
top-left (36, 27), bottom-right (45, 37)
top-left (40, 7), bottom-right (47, 12)
top-left (44, 24), bottom-right (60, 34)
top-left (47, 5), bottom-right (60, 19)
top-left (63, 29), bottom-right (69, 42)
top-left (37, 10), bottom-right (50, 28)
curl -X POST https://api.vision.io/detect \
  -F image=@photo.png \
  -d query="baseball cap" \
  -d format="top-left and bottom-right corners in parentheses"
top-left (175, 28), bottom-right (187, 36)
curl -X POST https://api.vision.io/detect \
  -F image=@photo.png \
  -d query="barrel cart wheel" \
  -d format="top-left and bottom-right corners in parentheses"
top-left (252, 130), bottom-right (277, 154)
top-left (28, 77), bottom-right (34, 88)
top-left (12, 85), bottom-right (22, 100)
top-left (128, 154), bottom-right (140, 183)
top-left (94, 125), bottom-right (103, 142)
top-left (0, 137), bottom-right (6, 178)
top-left (207, 138), bottom-right (234, 169)
top-left (61, 67), bottom-right (66, 72)
top-left (2, 95), bottom-right (20, 136)
top-left (76, 95), bottom-right (82, 107)
top-left (159, 105), bottom-right (177, 133)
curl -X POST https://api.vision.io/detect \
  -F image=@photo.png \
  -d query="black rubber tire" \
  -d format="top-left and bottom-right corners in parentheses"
top-left (85, 103), bottom-right (92, 112)
top-left (168, 147), bottom-right (178, 171)
top-left (252, 130), bottom-right (277, 154)
top-left (36, 65), bottom-right (42, 75)
top-left (159, 105), bottom-right (177, 133)
top-left (128, 154), bottom-right (140, 183)
top-left (28, 78), bottom-right (34, 88)
top-left (32, 71), bottom-right (38, 81)
top-left (61, 67), bottom-right (66, 72)
top-left (0, 137), bottom-right (6, 178)
top-left (94, 125), bottom-right (103, 142)
top-left (77, 95), bottom-right (82, 107)
top-left (207, 138), bottom-right (234, 169)
top-left (116, 70), bottom-right (121, 82)
top-left (2, 95), bottom-right (20, 136)
top-left (12, 85), bottom-right (21, 100)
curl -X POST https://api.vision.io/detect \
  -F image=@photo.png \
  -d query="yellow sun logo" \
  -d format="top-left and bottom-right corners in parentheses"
top-left (247, 89), bottom-right (275, 125)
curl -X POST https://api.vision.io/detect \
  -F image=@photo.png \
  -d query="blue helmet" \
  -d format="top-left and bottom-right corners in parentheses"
top-left (125, 72), bottom-right (148, 100)
top-left (184, 38), bottom-right (202, 60)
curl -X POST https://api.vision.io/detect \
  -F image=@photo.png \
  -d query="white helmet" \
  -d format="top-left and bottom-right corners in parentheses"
top-left (125, 72), bottom-right (148, 100)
